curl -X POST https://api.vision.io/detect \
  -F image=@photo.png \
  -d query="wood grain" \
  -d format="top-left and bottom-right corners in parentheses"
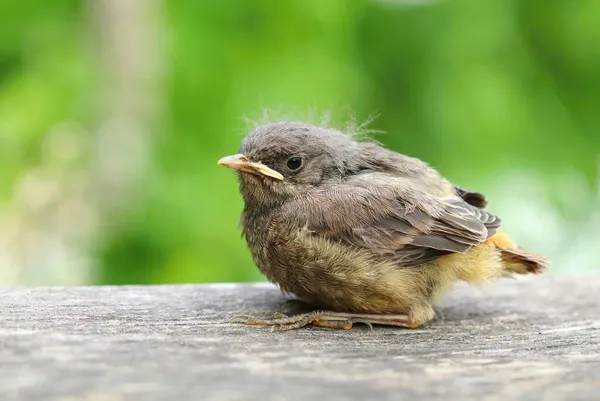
top-left (1, 275), bottom-right (599, 401)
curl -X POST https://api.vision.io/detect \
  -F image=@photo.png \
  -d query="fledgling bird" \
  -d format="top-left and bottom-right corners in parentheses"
top-left (218, 121), bottom-right (550, 330)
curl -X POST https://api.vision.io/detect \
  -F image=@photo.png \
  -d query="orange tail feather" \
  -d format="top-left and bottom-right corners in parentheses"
top-left (486, 232), bottom-right (550, 275)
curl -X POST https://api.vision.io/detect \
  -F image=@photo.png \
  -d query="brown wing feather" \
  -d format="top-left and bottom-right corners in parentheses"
top-left (350, 198), bottom-right (500, 267)
top-left (287, 174), bottom-right (502, 268)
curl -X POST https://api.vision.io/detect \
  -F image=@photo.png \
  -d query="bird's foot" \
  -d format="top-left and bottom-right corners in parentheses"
top-left (230, 311), bottom-right (422, 331)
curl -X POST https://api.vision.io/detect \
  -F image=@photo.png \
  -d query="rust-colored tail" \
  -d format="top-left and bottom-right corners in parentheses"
top-left (486, 232), bottom-right (550, 275)
top-left (500, 247), bottom-right (550, 275)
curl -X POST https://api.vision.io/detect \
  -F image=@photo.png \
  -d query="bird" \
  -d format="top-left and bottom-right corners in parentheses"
top-left (218, 121), bottom-right (550, 331)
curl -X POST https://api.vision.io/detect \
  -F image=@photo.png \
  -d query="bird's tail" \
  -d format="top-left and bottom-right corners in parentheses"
top-left (499, 247), bottom-right (550, 275)
top-left (486, 232), bottom-right (550, 275)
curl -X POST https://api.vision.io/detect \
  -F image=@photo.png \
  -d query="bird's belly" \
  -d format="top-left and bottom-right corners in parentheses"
top-left (253, 231), bottom-right (431, 315)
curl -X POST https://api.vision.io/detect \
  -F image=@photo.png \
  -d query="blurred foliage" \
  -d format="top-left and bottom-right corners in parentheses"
top-left (0, 0), bottom-right (599, 286)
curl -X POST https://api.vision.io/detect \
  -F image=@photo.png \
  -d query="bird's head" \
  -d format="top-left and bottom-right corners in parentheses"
top-left (218, 122), bottom-right (359, 206)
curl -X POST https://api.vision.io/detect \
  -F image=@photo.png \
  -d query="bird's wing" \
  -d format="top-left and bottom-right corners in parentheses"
top-left (288, 173), bottom-right (501, 267)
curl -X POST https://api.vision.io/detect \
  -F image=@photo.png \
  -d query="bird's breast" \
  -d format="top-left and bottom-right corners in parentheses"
top-left (242, 213), bottom-right (430, 314)
top-left (241, 211), bottom-right (285, 281)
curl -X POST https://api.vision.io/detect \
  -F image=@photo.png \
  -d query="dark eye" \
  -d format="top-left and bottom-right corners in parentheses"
top-left (286, 156), bottom-right (303, 171)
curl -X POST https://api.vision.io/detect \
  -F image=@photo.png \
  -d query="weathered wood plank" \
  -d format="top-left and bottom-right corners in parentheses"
top-left (1, 275), bottom-right (599, 401)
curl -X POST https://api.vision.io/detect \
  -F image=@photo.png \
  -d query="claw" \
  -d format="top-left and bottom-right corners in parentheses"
top-left (228, 315), bottom-right (251, 324)
top-left (349, 318), bottom-right (373, 330)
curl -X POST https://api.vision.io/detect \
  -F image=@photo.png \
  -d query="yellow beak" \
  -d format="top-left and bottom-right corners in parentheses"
top-left (218, 154), bottom-right (284, 181)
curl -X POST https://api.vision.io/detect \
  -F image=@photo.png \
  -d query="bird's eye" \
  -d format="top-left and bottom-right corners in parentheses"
top-left (286, 156), bottom-right (303, 171)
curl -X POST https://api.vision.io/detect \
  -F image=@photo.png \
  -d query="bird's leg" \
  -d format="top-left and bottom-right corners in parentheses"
top-left (230, 310), bottom-right (424, 331)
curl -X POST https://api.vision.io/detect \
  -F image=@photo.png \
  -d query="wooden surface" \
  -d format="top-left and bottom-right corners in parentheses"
top-left (1, 275), bottom-right (599, 401)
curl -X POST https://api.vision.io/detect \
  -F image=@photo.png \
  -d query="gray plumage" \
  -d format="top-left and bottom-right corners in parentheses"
top-left (219, 121), bottom-right (548, 328)
top-left (237, 122), bottom-right (499, 267)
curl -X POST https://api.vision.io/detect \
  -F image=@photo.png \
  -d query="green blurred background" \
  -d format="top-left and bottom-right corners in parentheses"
top-left (1, 0), bottom-right (599, 286)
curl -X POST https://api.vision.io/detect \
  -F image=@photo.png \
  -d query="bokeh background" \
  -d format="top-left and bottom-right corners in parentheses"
top-left (1, 0), bottom-right (599, 286)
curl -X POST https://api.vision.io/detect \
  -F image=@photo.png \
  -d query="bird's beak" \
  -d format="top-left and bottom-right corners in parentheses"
top-left (217, 154), bottom-right (284, 181)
